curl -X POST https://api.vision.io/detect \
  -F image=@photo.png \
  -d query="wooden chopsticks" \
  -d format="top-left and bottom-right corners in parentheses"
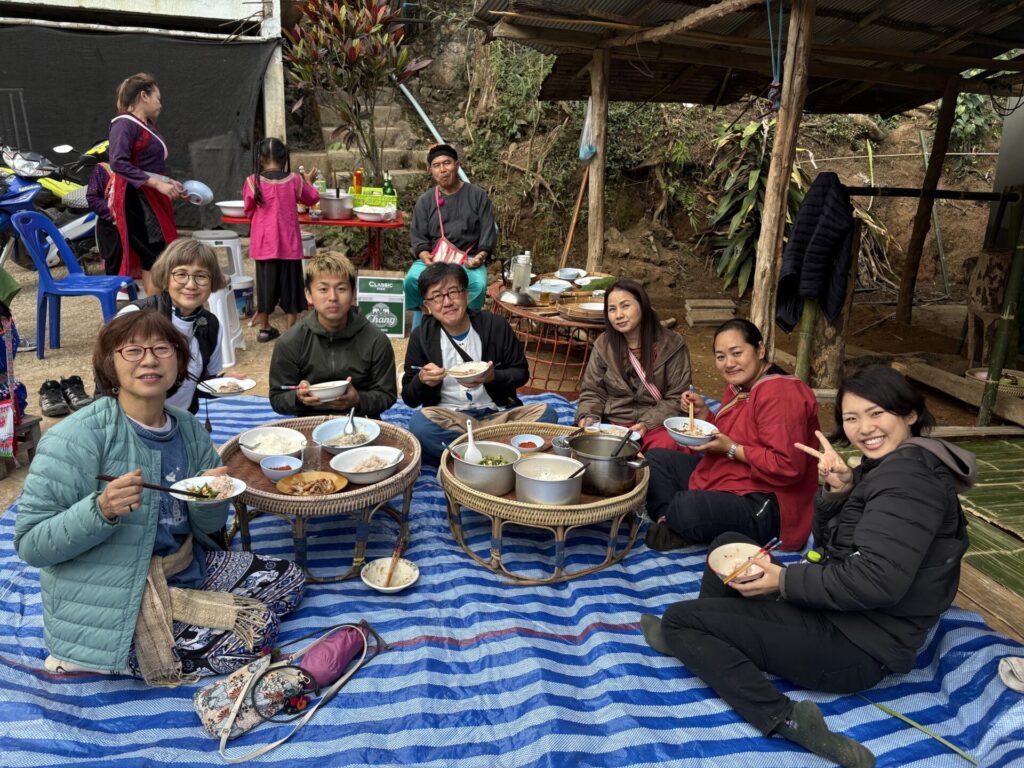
top-left (95, 474), bottom-right (209, 500)
top-left (721, 537), bottom-right (782, 585)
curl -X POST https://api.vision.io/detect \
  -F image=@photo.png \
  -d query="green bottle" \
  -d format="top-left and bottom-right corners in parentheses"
top-left (382, 171), bottom-right (396, 197)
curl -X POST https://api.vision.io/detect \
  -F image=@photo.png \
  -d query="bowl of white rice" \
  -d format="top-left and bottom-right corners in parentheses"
top-left (238, 427), bottom-right (306, 463)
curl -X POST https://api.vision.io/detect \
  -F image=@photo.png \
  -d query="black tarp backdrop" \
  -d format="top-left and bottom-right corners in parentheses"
top-left (0, 25), bottom-right (276, 228)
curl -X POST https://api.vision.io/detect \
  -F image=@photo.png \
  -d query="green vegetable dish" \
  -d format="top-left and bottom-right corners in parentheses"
top-left (479, 455), bottom-right (509, 467)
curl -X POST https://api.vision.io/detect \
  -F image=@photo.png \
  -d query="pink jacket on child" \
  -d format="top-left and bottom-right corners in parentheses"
top-left (243, 172), bottom-right (319, 261)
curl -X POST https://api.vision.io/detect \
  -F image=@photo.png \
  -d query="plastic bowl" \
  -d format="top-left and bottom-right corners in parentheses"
top-left (259, 455), bottom-right (302, 482)
top-left (329, 446), bottom-right (404, 485)
top-left (361, 556), bottom-right (419, 593)
top-left (183, 180), bottom-right (213, 206)
top-left (216, 200), bottom-right (245, 217)
top-left (353, 206), bottom-right (393, 222)
top-left (312, 417), bottom-right (380, 455)
top-left (663, 417), bottom-right (718, 447)
top-left (307, 379), bottom-right (349, 401)
top-left (239, 427), bottom-right (306, 463)
top-left (511, 434), bottom-right (544, 454)
top-left (555, 267), bottom-right (586, 280)
top-left (707, 541), bottom-right (766, 584)
top-left (447, 361), bottom-right (490, 384)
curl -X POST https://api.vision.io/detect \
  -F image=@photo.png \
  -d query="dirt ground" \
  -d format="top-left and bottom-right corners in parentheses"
top-left (1, 227), bottom-right (984, 512)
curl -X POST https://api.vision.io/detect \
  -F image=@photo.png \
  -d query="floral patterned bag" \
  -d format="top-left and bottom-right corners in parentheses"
top-left (193, 622), bottom-right (384, 763)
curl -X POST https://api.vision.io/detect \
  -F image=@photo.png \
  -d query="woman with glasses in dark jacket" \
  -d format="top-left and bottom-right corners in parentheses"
top-left (117, 239), bottom-right (227, 413)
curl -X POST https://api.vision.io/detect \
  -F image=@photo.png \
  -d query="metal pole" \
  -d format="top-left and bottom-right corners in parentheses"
top-left (978, 185), bottom-right (1024, 426)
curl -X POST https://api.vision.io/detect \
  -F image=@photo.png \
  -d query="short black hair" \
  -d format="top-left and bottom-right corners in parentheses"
top-left (418, 262), bottom-right (467, 299)
top-left (830, 363), bottom-right (935, 443)
top-left (713, 318), bottom-right (763, 349)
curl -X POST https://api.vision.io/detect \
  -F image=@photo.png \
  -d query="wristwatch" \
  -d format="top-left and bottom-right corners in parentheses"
top-left (726, 443), bottom-right (739, 460)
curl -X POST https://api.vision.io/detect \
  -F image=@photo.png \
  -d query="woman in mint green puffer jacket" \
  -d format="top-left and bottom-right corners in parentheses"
top-left (15, 310), bottom-right (304, 681)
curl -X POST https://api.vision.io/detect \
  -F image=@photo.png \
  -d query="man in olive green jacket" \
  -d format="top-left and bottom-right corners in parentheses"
top-left (269, 253), bottom-right (397, 418)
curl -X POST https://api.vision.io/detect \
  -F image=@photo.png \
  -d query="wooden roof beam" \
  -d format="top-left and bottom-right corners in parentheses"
top-left (491, 22), bottom-right (1022, 97)
top-left (600, 0), bottom-right (764, 49)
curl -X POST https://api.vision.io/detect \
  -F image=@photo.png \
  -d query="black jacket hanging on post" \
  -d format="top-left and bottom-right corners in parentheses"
top-left (775, 172), bottom-right (855, 333)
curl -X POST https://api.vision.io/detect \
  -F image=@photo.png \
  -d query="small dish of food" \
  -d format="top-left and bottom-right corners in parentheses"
top-left (510, 434), bottom-right (544, 454)
top-left (276, 471), bottom-right (348, 496)
top-left (259, 455), bottom-right (302, 482)
top-left (447, 361), bottom-right (490, 383)
top-left (663, 417), bottom-right (718, 447)
top-left (329, 446), bottom-right (404, 484)
top-left (361, 556), bottom-right (420, 593)
top-left (707, 541), bottom-right (766, 584)
top-left (307, 380), bottom-right (349, 400)
top-left (199, 377), bottom-right (256, 397)
top-left (555, 267), bottom-right (586, 281)
top-left (170, 475), bottom-right (245, 504)
top-left (311, 417), bottom-right (381, 455)
top-left (238, 427), bottom-right (306, 463)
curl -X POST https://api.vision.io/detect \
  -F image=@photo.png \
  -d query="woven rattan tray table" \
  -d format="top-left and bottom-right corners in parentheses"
top-left (220, 416), bottom-right (421, 583)
top-left (439, 422), bottom-right (645, 585)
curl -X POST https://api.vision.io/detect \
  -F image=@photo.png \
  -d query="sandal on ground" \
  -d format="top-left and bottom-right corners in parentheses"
top-left (257, 327), bottom-right (280, 343)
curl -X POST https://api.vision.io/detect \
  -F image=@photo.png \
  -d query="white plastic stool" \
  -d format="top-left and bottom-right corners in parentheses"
top-left (207, 287), bottom-right (245, 369)
top-left (193, 230), bottom-right (245, 279)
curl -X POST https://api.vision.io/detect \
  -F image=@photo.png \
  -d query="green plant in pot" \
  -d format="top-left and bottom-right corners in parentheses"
top-left (285, 0), bottom-right (431, 184)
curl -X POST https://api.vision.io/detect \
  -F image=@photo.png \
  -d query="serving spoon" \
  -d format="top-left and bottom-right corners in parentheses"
top-left (463, 420), bottom-right (483, 464)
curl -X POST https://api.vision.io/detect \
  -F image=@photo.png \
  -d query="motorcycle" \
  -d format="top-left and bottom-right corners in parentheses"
top-left (0, 142), bottom-right (103, 270)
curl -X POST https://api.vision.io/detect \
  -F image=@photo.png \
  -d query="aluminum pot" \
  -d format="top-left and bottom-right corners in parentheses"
top-left (567, 434), bottom-right (647, 496)
top-left (320, 190), bottom-right (353, 220)
top-left (550, 435), bottom-right (572, 456)
top-left (513, 454), bottom-right (584, 506)
top-left (451, 441), bottom-right (521, 496)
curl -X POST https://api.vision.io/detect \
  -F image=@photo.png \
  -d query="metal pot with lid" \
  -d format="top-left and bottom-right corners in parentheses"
top-left (567, 433), bottom-right (646, 496)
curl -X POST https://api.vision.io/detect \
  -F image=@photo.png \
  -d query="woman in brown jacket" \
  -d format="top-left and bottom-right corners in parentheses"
top-left (575, 279), bottom-right (691, 451)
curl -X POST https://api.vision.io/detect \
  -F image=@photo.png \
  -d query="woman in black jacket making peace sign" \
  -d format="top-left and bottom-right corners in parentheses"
top-left (641, 365), bottom-right (976, 768)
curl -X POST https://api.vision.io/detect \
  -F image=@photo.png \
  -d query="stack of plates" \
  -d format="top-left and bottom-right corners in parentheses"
top-left (558, 301), bottom-right (605, 323)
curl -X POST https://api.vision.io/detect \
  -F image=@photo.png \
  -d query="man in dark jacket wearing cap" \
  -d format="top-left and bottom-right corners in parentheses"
top-left (405, 144), bottom-right (496, 321)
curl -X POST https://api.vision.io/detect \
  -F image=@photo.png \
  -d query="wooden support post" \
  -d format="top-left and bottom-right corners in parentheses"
top-left (747, 0), bottom-right (816, 355)
top-left (809, 220), bottom-right (861, 388)
top-left (586, 49), bottom-right (609, 273)
top-left (894, 78), bottom-right (958, 325)
top-left (978, 186), bottom-right (1024, 426)
top-left (261, 0), bottom-right (287, 143)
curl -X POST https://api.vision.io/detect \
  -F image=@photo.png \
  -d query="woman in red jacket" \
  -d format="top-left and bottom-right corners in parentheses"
top-left (645, 319), bottom-right (819, 552)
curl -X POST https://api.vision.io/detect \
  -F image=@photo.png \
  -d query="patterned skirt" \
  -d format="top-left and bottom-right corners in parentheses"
top-left (127, 550), bottom-right (305, 678)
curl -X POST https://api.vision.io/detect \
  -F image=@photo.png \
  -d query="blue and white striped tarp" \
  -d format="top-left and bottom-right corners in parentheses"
top-left (1, 395), bottom-right (1022, 767)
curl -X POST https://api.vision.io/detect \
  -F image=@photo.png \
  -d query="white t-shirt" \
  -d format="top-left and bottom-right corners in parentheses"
top-left (117, 304), bottom-right (223, 411)
top-left (439, 327), bottom-right (496, 411)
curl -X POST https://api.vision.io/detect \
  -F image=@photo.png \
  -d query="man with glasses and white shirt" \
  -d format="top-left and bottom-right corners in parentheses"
top-left (116, 239), bottom-right (227, 414)
top-left (402, 262), bottom-right (560, 465)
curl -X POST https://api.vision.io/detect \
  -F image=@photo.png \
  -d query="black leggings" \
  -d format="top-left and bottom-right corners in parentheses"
top-left (646, 448), bottom-right (780, 545)
top-left (660, 532), bottom-right (887, 735)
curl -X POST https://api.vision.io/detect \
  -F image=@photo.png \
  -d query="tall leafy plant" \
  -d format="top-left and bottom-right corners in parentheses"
top-left (700, 118), bottom-right (807, 296)
top-left (285, 0), bottom-right (431, 182)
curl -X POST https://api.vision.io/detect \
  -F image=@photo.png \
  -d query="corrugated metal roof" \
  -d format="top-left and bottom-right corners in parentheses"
top-left (473, 0), bottom-right (1024, 114)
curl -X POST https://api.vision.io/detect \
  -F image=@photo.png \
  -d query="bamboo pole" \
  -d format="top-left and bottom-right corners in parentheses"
top-left (560, 165), bottom-right (590, 270)
top-left (794, 298), bottom-right (819, 383)
top-left (748, 0), bottom-right (817, 354)
top-left (894, 77), bottom-right (958, 325)
top-left (809, 220), bottom-right (862, 388)
top-left (919, 130), bottom-right (950, 296)
top-left (586, 50), bottom-right (609, 273)
top-left (978, 186), bottom-right (1024, 426)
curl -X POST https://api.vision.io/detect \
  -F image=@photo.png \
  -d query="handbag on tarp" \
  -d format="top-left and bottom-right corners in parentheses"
top-left (193, 620), bottom-right (386, 762)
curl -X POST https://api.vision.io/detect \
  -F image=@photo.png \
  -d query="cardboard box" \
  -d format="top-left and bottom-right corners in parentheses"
top-left (357, 270), bottom-right (406, 338)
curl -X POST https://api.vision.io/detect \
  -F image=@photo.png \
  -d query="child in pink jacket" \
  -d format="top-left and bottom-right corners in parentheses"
top-left (243, 138), bottom-right (319, 342)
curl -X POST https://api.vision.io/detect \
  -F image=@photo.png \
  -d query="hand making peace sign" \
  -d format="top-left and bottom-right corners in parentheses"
top-left (794, 430), bottom-right (854, 492)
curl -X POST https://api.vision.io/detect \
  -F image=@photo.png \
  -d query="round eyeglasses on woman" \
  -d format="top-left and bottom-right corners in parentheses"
top-left (170, 270), bottom-right (212, 287)
top-left (116, 343), bottom-right (176, 362)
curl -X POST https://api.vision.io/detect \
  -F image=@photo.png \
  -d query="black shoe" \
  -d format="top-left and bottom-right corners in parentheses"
top-left (39, 380), bottom-right (71, 417)
top-left (640, 614), bottom-right (672, 656)
top-left (774, 701), bottom-right (876, 768)
top-left (645, 521), bottom-right (691, 552)
top-left (60, 375), bottom-right (93, 410)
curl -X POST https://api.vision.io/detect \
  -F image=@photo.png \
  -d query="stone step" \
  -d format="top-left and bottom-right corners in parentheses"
top-left (329, 146), bottom-right (419, 172)
top-left (288, 153), bottom-right (427, 192)
top-left (321, 123), bottom-right (421, 151)
top-left (320, 101), bottom-right (406, 127)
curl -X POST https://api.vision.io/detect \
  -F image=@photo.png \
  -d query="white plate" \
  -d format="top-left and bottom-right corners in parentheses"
top-left (574, 276), bottom-right (600, 287)
top-left (578, 302), bottom-right (605, 312)
top-left (183, 179), bottom-right (213, 206)
top-left (170, 476), bottom-right (246, 504)
top-left (587, 423), bottom-right (642, 442)
top-left (199, 377), bottom-right (256, 397)
top-left (556, 268), bottom-right (586, 280)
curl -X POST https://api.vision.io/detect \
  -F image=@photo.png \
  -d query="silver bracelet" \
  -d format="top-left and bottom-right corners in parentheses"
top-left (726, 442), bottom-right (739, 460)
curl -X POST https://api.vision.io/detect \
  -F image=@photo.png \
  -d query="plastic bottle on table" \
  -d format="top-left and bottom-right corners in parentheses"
top-left (353, 167), bottom-right (364, 195)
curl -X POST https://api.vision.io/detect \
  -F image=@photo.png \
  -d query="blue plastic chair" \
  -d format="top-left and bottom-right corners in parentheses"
top-left (11, 210), bottom-right (137, 359)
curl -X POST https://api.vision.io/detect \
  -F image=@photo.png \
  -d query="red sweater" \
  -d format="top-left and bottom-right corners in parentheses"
top-left (689, 374), bottom-right (819, 550)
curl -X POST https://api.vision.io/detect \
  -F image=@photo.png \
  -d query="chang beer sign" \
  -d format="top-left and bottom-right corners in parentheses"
top-left (357, 273), bottom-right (406, 337)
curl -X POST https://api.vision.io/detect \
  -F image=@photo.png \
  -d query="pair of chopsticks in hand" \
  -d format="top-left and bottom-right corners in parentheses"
top-left (95, 474), bottom-right (208, 500)
top-left (721, 537), bottom-right (783, 585)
